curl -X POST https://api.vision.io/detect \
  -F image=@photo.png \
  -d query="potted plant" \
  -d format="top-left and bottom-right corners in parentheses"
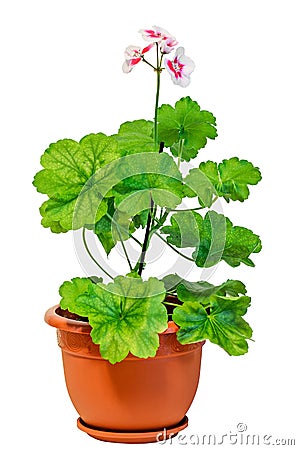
top-left (33, 25), bottom-right (262, 443)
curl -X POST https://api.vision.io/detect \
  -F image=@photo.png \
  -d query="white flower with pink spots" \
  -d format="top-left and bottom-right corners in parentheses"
top-left (122, 44), bottom-right (153, 73)
top-left (165, 47), bottom-right (195, 87)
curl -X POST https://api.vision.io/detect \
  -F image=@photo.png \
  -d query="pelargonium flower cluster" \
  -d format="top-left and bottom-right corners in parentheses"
top-left (122, 25), bottom-right (195, 87)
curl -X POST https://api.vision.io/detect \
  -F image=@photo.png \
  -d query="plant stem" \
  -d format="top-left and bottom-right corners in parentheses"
top-left (137, 197), bottom-right (155, 275)
top-left (150, 205), bottom-right (157, 229)
top-left (114, 223), bottom-right (133, 272)
top-left (159, 141), bottom-right (164, 153)
top-left (159, 51), bottom-right (164, 68)
top-left (82, 227), bottom-right (114, 280)
top-left (177, 138), bottom-right (184, 169)
top-left (167, 206), bottom-right (205, 212)
top-left (159, 207), bottom-right (165, 221)
top-left (147, 212), bottom-right (169, 243)
top-left (154, 232), bottom-right (195, 262)
top-left (154, 43), bottom-right (161, 149)
top-left (166, 196), bottom-right (220, 212)
top-left (157, 210), bottom-right (169, 226)
top-left (142, 57), bottom-right (156, 70)
top-left (163, 301), bottom-right (180, 307)
top-left (105, 212), bottom-right (142, 247)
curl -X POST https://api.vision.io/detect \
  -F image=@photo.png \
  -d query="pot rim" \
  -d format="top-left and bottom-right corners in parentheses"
top-left (45, 305), bottom-right (179, 335)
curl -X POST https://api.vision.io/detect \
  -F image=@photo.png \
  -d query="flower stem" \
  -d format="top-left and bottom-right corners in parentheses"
top-left (82, 227), bottom-right (114, 280)
top-left (142, 58), bottom-right (156, 70)
top-left (154, 43), bottom-right (161, 149)
top-left (159, 52), bottom-right (164, 67)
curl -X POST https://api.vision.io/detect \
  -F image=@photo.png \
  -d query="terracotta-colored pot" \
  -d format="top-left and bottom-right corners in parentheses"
top-left (45, 305), bottom-right (205, 443)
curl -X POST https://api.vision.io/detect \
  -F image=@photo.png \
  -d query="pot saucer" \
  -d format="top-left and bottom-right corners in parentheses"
top-left (77, 416), bottom-right (188, 443)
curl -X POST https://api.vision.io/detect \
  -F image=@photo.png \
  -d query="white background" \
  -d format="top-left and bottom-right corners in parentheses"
top-left (1, 0), bottom-right (298, 449)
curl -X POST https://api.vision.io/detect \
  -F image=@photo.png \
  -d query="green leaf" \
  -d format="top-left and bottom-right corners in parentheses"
top-left (59, 277), bottom-right (94, 315)
top-left (170, 142), bottom-right (199, 162)
top-left (113, 120), bottom-right (155, 155)
top-left (173, 295), bottom-right (252, 356)
top-left (183, 167), bottom-right (217, 207)
top-left (94, 216), bottom-right (116, 255)
top-left (162, 275), bottom-right (247, 305)
top-left (75, 276), bottom-right (168, 364)
top-left (93, 198), bottom-right (116, 255)
top-left (193, 211), bottom-right (227, 267)
top-left (223, 224), bottom-right (262, 267)
top-left (161, 274), bottom-right (184, 293)
top-left (115, 189), bottom-right (181, 213)
top-left (34, 134), bottom-right (119, 198)
top-left (176, 279), bottom-right (247, 304)
top-left (161, 211), bottom-right (203, 248)
top-left (161, 210), bottom-right (261, 268)
top-left (199, 157), bottom-right (262, 202)
top-left (177, 281), bottom-right (222, 304)
top-left (217, 279), bottom-right (247, 297)
top-left (197, 161), bottom-right (218, 185)
top-left (92, 197), bottom-right (140, 255)
top-left (193, 211), bottom-right (262, 268)
top-left (82, 152), bottom-right (184, 214)
top-left (133, 210), bottom-right (150, 229)
top-left (157, 97), bottom-right (217, 159)
top-left (62, 151), bottom-right (184, 241)
top-left (39, 201), bottom-right (68, 233)
top-left (33, 133), bottom-right (120, 231)
top-left (112, 152), bottom-right (184, 214)
top-left (40, 196), bottom-right (107, 231)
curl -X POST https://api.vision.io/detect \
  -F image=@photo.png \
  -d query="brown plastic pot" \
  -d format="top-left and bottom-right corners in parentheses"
top-left (45, 305), bottom-right (205, 443)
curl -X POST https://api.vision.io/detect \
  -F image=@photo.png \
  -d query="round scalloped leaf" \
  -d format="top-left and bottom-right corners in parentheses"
top-left (33, 133), bottom-right (120, 231)
top-left (173, 296), bottom-right (252, 356)
top-left (157, 97), bottom-right (217, 159)
top-left (75, 276), bottom-right (168, 364)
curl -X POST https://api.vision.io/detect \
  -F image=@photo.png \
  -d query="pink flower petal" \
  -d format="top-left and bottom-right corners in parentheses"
top-left (130, 57), bottom-right (142, 66)
top-left (142, 43), bottom-right (154, 54)
top-left (161, 37), bottom-right (178, 54)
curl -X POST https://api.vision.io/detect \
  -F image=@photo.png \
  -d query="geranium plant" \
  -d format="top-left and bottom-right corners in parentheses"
top-left (33, 26), bottom-right (262, 364)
